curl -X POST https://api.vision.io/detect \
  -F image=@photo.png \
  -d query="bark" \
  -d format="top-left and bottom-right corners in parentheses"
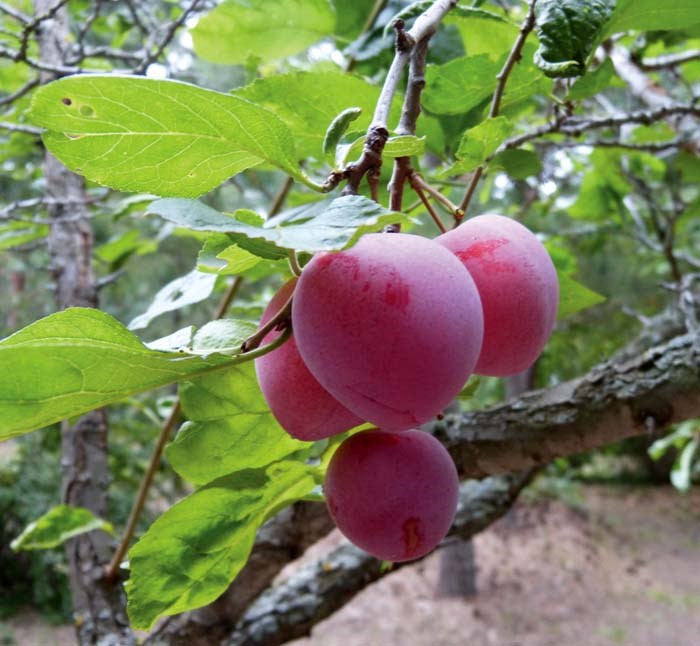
top-left (227, 473), bottom-right (533, 646)
top-left (34, 2), bottom-right (134, 644)
top-left (441, 333), bottom-right (700, 479)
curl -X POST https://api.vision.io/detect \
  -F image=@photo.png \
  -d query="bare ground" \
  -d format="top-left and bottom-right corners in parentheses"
top-left (2, 484), bottom-right (699, 646)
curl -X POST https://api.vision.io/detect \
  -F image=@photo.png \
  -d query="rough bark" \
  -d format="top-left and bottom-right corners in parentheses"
top-left (34, 2), bottom-right (134, 644)
top-left (441, 333), bottom-right (700, 479)
top-left (227, 473), bottom-right (533, 646)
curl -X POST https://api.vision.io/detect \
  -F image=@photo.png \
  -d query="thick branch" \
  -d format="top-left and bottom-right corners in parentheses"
top-left (441, 333), bottom-right (700, 478)
top-left (227, 472), bottom-right (533, 646)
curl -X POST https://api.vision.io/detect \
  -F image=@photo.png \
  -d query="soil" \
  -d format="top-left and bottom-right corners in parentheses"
top-left (2, 484), bottom-right (699, 646)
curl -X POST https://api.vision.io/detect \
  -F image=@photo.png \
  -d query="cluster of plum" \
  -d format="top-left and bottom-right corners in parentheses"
top-left (255, 214), bottom-right (559, 562)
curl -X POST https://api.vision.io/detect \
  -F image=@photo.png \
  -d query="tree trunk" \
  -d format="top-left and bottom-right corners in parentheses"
top-left (436, 366), bottom-right (535, 598)
top-left (33, 3), bottom-right (134, 644)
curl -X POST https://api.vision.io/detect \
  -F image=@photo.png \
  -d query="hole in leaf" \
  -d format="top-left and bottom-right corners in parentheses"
top-left (61, 97), bottom-right (72, 106)
top-left (80, 105), bottom-right (95, 117)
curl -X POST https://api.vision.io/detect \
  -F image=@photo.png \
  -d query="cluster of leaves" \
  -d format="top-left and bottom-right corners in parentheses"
top-left (1, 0), bottom-right (699, 632)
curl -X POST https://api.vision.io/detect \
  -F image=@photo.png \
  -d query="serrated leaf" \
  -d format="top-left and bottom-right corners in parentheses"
top-left (450, 116), bottom-right (514, 173)
top-left (125, 461), bottom-right (318, 630)
top-left (149, 195), bottom-right (403, 253)
top-left (0, 308), bottom-right (238, 440)
top-left (323, 106), bottom-right (362, 164)
top-left (423, 47), bottom-right (549, 116)
top-left (128, 270), bottom-right (217, 331)
top-left (534, 0), bottom-right (615, 78)
top-left (191, 0), bottom-right (335, 64)
top-left (490, 148), bottom-right (542, 179)
top-left (234, 71), bottom-right (394, 159)
top-left (11, 505), bottom-right (113, 551)
top-left (27, 75), bottom-right (304, 197)
top-left (603, 0), bottom-right (700, 36)
top-left (167, 363), bottom-right (306, 484)
top-left (557, 273), bottom-right (606, 319)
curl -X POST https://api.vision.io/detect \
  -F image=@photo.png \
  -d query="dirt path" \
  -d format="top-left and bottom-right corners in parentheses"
top-left (290, 485), bottom-right (700, 646)
top-left (2, 485), bottom-right (699, 645)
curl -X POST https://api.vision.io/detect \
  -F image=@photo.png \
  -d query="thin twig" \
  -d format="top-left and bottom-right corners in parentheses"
top-left (409, 177), bottom-right (447, 233)
top-left (0, 121), bottom-right (41, 135)
top-left (103, 275), bottom-right (244, 582)
top-left (0, 75), bottom-right (40, 107)
top-left (640, 49), bottom-right (700, 71)
top-left (241, 290), bottom-right (293, 352)
top-left (458, 0), bottom-right (537, 219)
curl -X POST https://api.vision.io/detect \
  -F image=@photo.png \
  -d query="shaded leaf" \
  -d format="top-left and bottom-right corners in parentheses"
top-left (491, 148), bottom-right (542, 179)
top-left (167, 362), bottom-right (307, 485)
top-left (557, 273), bottom-right (606, 319)
top-left (128, 270), bottom-right (217, 331)
top-left (450, 116), bottom-right (514, 173)
top-left (149, 195), bottom-right (403, 253)
top-left (534, 0), bottom-right (615, 78)
top-left (126, 461), bottom-right (318, 630)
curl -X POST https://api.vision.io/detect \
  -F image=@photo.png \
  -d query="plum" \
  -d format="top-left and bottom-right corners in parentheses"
top-left (292, 233), bottom-right (483, 430)
top-left (255, 279), bottom-right (363, 441)
top-left (437, 214), bottom-right (558, 377)
top-left (324, 428), bottom-right (459, 562)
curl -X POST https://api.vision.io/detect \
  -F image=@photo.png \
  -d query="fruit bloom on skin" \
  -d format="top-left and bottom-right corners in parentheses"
top-left (292, 233), bottom-right (484, 430)
top-left (255, 279), bottom-right (363, 441)
top-left (325, 429), bottom-right (460, 562)
top-left (437, 214), bottom-right (558, 377)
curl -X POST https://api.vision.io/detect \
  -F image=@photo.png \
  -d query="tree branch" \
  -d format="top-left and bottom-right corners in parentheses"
top-left (458, 0), bottom-right (537, 218)
top-left (640, 49), bottom-right (700, 70)
top-left (227, 472), bottom-right (534, 646)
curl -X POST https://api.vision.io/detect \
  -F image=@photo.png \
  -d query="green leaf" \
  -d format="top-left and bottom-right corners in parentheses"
top-left (333, 0), bottom-right (378, 40)
top-left (557, 273), bottom-right (606, 319)
top-left (490, 148), bottom-right (542, 179)
top-left (446, 8), bottom-right (519, 60)
top-left (0, 308), bottom-right (237, 440)
top-left (234, 71), bottom-right (392, 159)
top-left (337, 134), bottom-right (426, 166)
top-left (671, 437), bottom-right (699, 493)
top-left (149, 195), bottom-right (403, 253)
top-left (27, 75), bottom-right (304, 197)
top-left (11, 505), bottom-right (113, 551)
top-left (451, 116), bottom-right (514, 173)
top-left (534, 0), bottom-right (615, 78)
top-left (603, 0), bottom-right (700, 36)
top-left (126, 461), bottom-right (318, 630)
top-left (423, 47), bottom-right (549, 116)
top-left (566, 58), bottom-right (618, 101)
top-left (128, 270), bottom-right (217, 331)
top-left (167, 363), bottom-right (307, 485)
top-left (191, 0), bottom-right (335, 64)
top-left (648, 422), bottom-right (696, 461)
top-left (189, 319), bottom-right (258, 357)
top-left (0, 221), bottom-right (48, 250)
top-left (323, 106), bottom-right (362, 164)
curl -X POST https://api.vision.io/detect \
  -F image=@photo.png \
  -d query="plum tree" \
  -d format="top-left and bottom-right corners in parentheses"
top-left (292, 233), bottom-right (484, 430)
top-left (255, 280), bottom-right (363, 441)
top-left (324, 428), bottom-right (460, 562)
top-left (437, 214), bottom-right (558, 377)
